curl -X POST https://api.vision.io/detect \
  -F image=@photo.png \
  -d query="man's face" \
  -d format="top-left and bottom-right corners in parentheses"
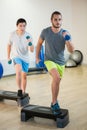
top-left (17, 22), bottom-right (26, 32)
top-left (51, 14), bottom-right (62, 28)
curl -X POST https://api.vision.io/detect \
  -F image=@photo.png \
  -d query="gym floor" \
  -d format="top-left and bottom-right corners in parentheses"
top-left (0, 65), bottom-right (87, 130)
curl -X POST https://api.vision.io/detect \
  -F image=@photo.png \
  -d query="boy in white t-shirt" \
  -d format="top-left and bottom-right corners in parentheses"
top-left (7, 18), bottom-right (34, 97)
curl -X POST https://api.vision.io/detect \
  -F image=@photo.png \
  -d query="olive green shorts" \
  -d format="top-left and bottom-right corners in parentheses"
top-left (44, 60), bottom-right (65, 78)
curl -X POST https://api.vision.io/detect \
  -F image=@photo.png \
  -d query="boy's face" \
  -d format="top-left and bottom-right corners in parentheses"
top-left (51, 14), bottom-right (62, 28)
top-left (17, 22), bottom-right (26, 32)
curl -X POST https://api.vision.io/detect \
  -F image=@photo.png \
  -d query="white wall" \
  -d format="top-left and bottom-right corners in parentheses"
top-left (72, 0), bottom-right (87, 64)
top-left (0, 0), bottom-right (87, 75)
top-left (0, 0), bottom-right (72, 59)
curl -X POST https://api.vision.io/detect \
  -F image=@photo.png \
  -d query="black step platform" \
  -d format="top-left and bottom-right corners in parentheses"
top-left (21, 104), bottom-right (69, 128)
top-left (0, 90), bottom-right (30, 106)
top-left (29, 67), bottom-right (46, 72)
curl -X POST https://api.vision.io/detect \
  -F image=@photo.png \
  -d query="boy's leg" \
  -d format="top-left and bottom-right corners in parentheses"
top-left (21, 60), bottom-right (29, 94)
top-left (13, 58), bottom-right (29, 95)
top-left (21, 72), bottom-right (27, 94)
top-left (13, 58), bottom-right (23, 96)
top-left (15, 64), bottom-right (22, 90)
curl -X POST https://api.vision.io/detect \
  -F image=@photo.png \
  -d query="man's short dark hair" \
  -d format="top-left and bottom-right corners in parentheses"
top-left (16, 18), bottom-right (27, 26)
top-left (51, 11), bottom-right (62, 20)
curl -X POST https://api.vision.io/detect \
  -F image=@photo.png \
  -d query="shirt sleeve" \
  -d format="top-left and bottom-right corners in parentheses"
top-left (40, 29), bottom-right (45, 40)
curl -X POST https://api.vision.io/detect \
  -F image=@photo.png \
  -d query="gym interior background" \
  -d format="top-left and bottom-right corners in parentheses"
top-left (0, 0), bottom-right (87, 130)
top-left (0, 0), bottom-right (87, 75)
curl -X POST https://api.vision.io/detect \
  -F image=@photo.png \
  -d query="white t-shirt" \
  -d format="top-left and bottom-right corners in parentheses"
top-left (8, 31), bottom-right (33, 63)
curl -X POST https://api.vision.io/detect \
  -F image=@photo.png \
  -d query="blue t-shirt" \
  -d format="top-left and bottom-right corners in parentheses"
top-left (40, 27), bottom-right (67, 65)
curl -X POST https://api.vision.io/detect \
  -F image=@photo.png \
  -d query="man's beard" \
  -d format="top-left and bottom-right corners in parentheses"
top-left (52, 23), bottom-right (61, 28)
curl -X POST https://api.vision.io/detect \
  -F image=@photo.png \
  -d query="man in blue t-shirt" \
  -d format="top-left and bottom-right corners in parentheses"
top-left (36, 11), bottom-right (74, 115)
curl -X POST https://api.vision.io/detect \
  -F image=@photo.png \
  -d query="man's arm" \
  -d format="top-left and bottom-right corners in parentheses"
top-left (36, 37), bottom-right (44, 63)
top-left (63, 30), bottom-right (74, 53)
top-left (65, 41), bottom-right (74, 53)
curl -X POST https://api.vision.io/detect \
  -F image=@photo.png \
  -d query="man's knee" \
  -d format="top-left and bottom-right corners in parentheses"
top-left (53, 74), bottom-right (60, 83)
top-left (50, 69), bottom-right (61, 83)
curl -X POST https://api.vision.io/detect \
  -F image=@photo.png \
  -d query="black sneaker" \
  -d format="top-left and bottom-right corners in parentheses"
top-left (17, 90), bottom-right (23, 97)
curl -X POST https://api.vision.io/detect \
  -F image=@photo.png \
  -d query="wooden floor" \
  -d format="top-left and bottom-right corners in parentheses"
top-left (0, 65), bottom-right (87, 130)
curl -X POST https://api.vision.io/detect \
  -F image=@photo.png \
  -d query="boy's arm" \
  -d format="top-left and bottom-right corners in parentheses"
top-left (29, 45), bottom-right (34, 52)
top-left (26, 35), bottom-right (34, 52)
top-left (7, 43), bottom-right (11, 61)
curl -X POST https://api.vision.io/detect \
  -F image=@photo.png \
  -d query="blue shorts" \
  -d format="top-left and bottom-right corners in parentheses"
top-left (13, 58), bottom-right (29, 73)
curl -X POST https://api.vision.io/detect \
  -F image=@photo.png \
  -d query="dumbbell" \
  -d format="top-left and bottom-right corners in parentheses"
top-left (63, 30), bottom-right (71, 41)
top-left (26, 36), bottom-right (32, 46)
top-left (8, 59), bottom-right (12, 64)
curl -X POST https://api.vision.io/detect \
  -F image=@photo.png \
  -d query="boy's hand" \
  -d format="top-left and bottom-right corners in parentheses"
top-left (26, 36), bottom-right (33, 46)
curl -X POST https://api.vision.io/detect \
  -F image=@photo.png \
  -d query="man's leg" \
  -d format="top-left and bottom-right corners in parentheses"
top-left (49, 68), bottom-right (61, 105)
top-left (44, 61), bottom-right (64, 114)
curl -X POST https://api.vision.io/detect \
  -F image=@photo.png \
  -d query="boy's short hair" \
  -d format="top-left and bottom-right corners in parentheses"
top-left (16, 18), bottom-right (27, 26)
top-left (51, 11), bottom-right (62, 20)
